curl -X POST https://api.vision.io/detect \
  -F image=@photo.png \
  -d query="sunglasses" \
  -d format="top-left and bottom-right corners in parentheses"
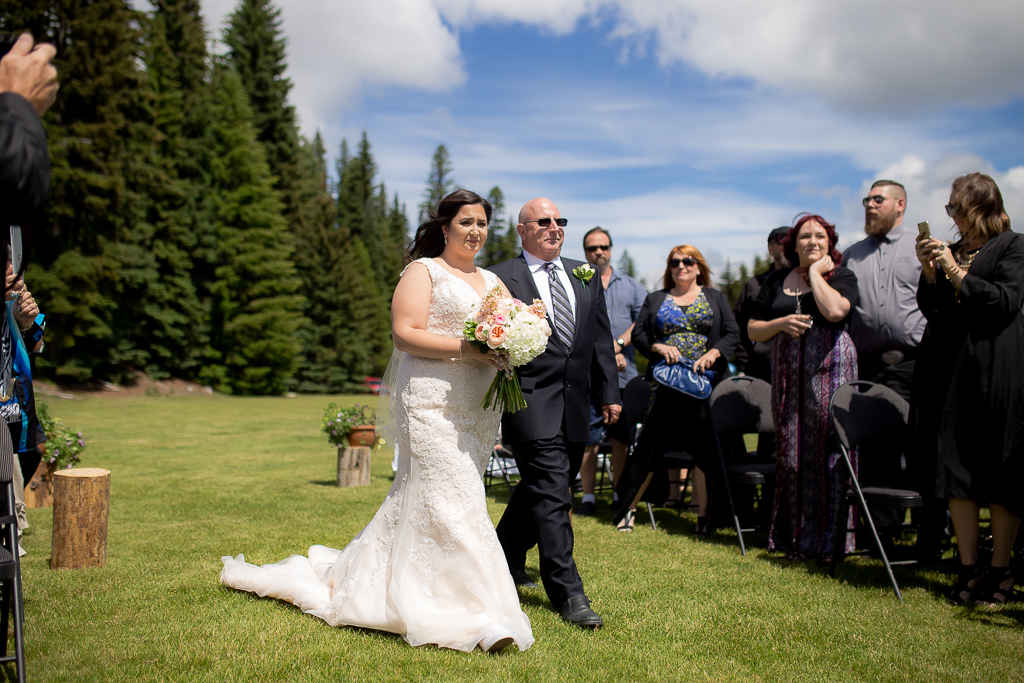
top-left (669, 257), bottom-right (697, 268)
top-left (945, 204), bottom-right (959, 217)
top-left (862, 195), bottom-right (887, 207)
top-left (523, 217), bottom-right (568, 228)
top-left (585, 244), bottom-right (611, 253)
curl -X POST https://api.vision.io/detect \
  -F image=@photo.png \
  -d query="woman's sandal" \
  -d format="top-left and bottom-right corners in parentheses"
top-left (617, 509), bottom-right (635, 533)
top-left (948, 561), bottom-right (986, 605)
top-left (976, 565), bottom-right (1015, 606)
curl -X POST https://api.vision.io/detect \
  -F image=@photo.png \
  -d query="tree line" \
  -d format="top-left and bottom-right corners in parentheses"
top-left (0, 0), bottom-right (447, 395)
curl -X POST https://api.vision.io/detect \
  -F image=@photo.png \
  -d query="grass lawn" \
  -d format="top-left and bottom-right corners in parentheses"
top-left (15, 394), bottom-right (1024, 682)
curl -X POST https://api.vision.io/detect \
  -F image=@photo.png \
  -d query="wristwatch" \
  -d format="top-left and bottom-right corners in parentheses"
top-left (615, 338), bottom-right (625, 349)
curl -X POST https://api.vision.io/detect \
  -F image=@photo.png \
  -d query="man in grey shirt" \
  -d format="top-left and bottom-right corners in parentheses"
top-left (577, 227), bottom-right (647, 515)
top-left (843, 180), bottom-right (942, 559)
top-left (843, 180), bottom-right (925, 402)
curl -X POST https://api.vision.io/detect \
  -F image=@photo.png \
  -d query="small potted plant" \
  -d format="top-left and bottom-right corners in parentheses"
top-left (322, 402), bottom-right (377, 448)
top-left (25, 402), bottom-right (87, 508)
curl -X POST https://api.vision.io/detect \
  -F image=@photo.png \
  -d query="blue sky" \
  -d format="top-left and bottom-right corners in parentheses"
top-left (199, 0), bottom-right (1024, 285)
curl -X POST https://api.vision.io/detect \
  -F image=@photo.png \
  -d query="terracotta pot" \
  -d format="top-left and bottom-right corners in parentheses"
top-left (346, 425), bottom-right (376, 447)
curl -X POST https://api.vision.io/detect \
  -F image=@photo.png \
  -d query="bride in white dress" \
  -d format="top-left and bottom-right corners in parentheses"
top-left (221, 190), bottom-right (534, 653)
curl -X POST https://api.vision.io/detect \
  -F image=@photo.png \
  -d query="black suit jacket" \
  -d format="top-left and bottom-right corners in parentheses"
top-left (632, 288), bottom-right (740, 381)
top-left (0, 92), bottom-right (50, 232)
top-left (490, 253), bottom-right (620, 443)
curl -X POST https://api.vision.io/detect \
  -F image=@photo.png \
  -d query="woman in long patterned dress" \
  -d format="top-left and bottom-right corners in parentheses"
top-left (749, 214), bottom-right (859, 558)
top-left (220, 190), bottom-right (534, 653)
top-left (613, 245), bottom-right (739, 533)
top-left (914, 172), bottom-right (1022, 605)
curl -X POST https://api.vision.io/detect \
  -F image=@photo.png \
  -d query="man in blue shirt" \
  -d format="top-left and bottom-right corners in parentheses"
top-left (578, 228), bottom-right (647, 515)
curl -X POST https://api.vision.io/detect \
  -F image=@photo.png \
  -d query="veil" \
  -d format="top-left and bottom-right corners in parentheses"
top-left (376, 346), bottom-right (406, 471)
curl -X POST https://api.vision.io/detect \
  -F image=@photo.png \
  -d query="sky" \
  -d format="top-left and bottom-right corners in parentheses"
top-left (196, 0), bottom-right (1024, 285)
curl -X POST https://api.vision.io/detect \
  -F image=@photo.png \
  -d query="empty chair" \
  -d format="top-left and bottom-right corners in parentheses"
top-left (828, 381), bottom-right (924, 601)
top-left (707, 376), bottom-right (777, 555)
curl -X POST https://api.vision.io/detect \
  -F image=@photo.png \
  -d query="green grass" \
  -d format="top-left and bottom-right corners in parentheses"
top-left (15, 394), bottom-right (1024, 682)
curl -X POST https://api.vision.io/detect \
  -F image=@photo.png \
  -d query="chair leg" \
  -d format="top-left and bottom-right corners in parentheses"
top-left (645, 502), bottom-right (657, 531)
top-left (710, 430), bottom-right (746, 556)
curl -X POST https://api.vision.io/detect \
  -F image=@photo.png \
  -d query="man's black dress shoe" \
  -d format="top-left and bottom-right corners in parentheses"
top-left (558, 594), bottom-right (603, 628)
top-left (579, 500), bottom-right (596, 516)
top-left (512, 571), bottom-right (539, 589)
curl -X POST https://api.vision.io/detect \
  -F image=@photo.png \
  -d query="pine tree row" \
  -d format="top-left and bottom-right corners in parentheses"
top-left (1, 0), bottom-right (409, 394)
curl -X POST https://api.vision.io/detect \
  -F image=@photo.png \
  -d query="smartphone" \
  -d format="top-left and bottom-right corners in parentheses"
top-left (10, 225), bottom-right (23, 275)
top-left (0, 34), bottom-right (17, 59)
top-left (917, 221), bottom-right (931, 241)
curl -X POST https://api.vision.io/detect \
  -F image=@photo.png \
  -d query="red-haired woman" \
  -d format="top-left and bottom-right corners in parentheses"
top-left (914, 172), bottom-right (1022, 605)
top-left (749, 214), bottom-right (860, 558)
top-left (612, 245), bottom-right (739, 533)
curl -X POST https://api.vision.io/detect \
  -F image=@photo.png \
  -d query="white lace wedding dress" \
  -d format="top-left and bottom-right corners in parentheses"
top-left (220, 258), bottom-right (533, 652)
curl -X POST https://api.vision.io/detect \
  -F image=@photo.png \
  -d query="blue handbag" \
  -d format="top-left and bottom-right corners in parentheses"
top-left (651, 360), bottom-right (716, 400)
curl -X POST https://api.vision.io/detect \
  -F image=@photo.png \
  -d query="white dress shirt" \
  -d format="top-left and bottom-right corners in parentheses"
top-left (522, 249), bottom-right (578, 326)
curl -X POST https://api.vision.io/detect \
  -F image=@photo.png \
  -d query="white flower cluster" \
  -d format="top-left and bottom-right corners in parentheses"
top-left (502, 305), bottom-right (552, 367)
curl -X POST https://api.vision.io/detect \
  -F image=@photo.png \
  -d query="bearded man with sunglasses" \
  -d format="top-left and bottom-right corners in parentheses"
top-left (843, 180), bottom-right (942, 561)
top-left (491, 197), bottom-right (621, 629)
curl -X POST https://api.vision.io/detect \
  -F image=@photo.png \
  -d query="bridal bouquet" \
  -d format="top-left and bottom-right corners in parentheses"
top-left (463, 287), bottom-right (552, 412)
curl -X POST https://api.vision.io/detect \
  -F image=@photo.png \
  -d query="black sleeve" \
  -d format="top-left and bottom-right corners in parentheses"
top-left (959, 232), bottom-right (1024, 316)
top-left (0, 92), bottom-right (51, 228)
top-left (750, 269), bottom-right (785, 321)
top-left (827, 267), bottom-right (859, 310)
top-left (590, 275), bottom-right (621, 407)
top-left (711, 291), bottom-right (740, 361)
top-left (630, 293), bottom-right (658, 360)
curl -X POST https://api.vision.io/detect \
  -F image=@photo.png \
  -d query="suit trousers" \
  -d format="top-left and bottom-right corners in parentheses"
top-left (496, 418), bottom-right (586, 609)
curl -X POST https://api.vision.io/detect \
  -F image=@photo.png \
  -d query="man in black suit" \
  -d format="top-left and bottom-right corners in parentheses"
top-left (491, 197), bottom-right (621, 628)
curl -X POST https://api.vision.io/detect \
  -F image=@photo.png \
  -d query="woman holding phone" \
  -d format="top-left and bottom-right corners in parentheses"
top-left (913, 172), bottom-right (1022, 606)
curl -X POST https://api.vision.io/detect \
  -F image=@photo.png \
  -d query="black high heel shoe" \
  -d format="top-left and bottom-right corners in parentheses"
top-left (977, 565), bottom-right (1015, 606)
top-left (948, 561), bottom-right (985, 605)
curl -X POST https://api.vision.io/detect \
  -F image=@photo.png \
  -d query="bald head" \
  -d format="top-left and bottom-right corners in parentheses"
top-left (517, 197), bottom-right (565, 261)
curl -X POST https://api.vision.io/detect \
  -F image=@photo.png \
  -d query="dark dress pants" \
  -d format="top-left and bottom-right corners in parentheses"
top-left (496, 418), bottom-right (585, 609)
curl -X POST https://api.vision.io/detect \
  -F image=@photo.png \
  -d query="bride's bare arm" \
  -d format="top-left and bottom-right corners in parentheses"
top-left (391, 262), bottom-right (493, 362)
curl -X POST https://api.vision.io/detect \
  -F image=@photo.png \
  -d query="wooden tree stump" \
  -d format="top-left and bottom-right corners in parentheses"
top-left (337, 447), bottom-right (371, 487)
top-left (51, 468), bottom-right (111, 570)
top-left (25, 462), bottom-right (56, 508)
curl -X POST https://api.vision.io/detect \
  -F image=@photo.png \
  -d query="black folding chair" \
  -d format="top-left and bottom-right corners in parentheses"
top-left (707, 376), bottom-right (776, 556)
top-left (0, 425), bottom-right (25, 682)
top-left (485, 439), bottom-right (519, 492)
top-left (828, 381), bottom-right (924, 601)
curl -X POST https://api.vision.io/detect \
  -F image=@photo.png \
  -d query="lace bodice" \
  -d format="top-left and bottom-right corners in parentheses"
top-left (406, 258), bottom-right (500, 338)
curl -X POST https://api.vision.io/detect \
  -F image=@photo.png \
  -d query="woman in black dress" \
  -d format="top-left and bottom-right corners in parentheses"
top-left (914, 172), bottom-right (1022, 605)
top-left (748, 214), bottom-right (859, 559)
top-left (612, 245), bottom-right (739, 532)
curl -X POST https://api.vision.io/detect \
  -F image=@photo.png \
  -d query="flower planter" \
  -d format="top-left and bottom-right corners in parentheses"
top-left (346, 425), bottom-right (376, 447)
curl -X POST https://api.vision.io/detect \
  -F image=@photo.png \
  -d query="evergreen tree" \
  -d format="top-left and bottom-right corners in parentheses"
top-left (753, 253), bottom-right (771, 276)
top-left (200, 64), bottom-right (304, 394)
top-left (418, 144), bottom-right (454, 223)
top-left (290, 133), bottom-right (389, 392)
top-left (9, 0), bottom-right (150, 382)
top-left (476, 186), bottom-right (520, 267)
top-left (617, 249), bottom-right (638, 278)
top-left (719, 260), bottom-right (743, 308)
top-left (223, 0), bottom-right (318, 255)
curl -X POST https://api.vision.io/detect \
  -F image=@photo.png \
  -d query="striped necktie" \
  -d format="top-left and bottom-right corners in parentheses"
top-left (543, 261), bottom-right (575, 350)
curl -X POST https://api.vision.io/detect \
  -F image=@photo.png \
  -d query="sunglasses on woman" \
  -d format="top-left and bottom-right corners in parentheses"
top-left (669, 257), bottom-right (697, 268)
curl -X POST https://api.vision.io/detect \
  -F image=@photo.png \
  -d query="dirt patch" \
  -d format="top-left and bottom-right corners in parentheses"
top-left (33, 375), bottom-right (215, 400)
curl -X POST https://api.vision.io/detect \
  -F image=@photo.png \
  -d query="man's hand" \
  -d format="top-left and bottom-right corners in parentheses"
top-left (614, 352), bottom-right (626, 372)
top-left (0, 33), bottom-right (59, 115)
top-left (602, 403), bottom-right (622, 425)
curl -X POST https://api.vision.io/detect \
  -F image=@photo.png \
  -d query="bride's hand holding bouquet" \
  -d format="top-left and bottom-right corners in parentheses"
top-left (463, 287), bottom-right (551, 412)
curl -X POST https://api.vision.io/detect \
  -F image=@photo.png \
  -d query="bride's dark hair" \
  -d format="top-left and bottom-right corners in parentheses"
top-left (406, 189), bottom-right (493, 263)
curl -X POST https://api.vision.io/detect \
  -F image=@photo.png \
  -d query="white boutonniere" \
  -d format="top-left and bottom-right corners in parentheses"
top-left (573, 264), bottom-right (595, 288)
